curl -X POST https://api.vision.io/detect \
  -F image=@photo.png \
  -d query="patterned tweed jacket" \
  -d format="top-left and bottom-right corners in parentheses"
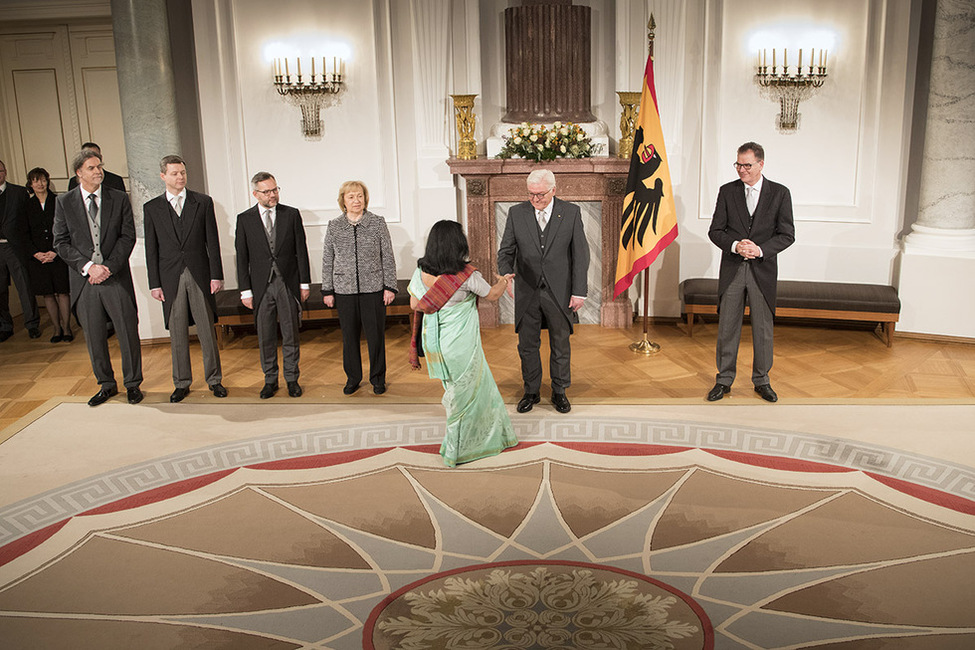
top-left (321, 210), bottom-right (397, 295)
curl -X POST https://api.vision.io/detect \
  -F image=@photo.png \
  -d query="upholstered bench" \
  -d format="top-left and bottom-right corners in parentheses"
top-left (213, 279), bottom-right (413, 347)
top-left (679, 279), bottom-right (901, 347)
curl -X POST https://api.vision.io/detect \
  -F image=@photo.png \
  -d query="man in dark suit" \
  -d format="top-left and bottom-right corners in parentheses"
top-left (53, 148), bottom-right (143, 406)
top-left (145, 155), bottom-right (227, 403)
top-left (0, 159), bottom-right (40, 341)
top-left (235, 171), bottom-right (310, 399)
top-left (67, 143), bottom-right (126, 193)
top-left (498, 168), bottom-right (590, 414)
top-left (706, 141), bottom-right (795, 403)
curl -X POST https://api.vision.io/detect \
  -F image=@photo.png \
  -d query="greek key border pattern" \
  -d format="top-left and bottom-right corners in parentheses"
top-left (2, 417), bottom-right (973, 547)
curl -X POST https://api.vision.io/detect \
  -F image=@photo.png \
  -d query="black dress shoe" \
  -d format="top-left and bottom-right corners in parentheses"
top-left (287, 381), bottom-right (302, 398)
top-left (517, 393), bottom-right (540, 413)
top-left (209, 383), bottom-right (228, 398)
top-left (343, 382), bottom-right (360, 395)
top-left (88, 386), bottom-right (118, 407)
top-left (62, 331), bottom-right (74, 342)
top-left (754, 384), bottom-right (778, 403)
top-left (260, 382), bottom-right (279, 399)
top-left (50, 331), bottom-right (64, 343)
top-left (127, 387), bottom-right (144, 404)
top-left (373, 384), bottom-right (386, 395)
top-left (552, 392), bottom-right (571, 413)
top-left (170, 387), bottom-right (190, 403)
top-left (27, 327), bottom-right (41, 339)
top-left (0, 331), bottom-right (11, 342)
top-left (707, 383), bottom-right (731, 401)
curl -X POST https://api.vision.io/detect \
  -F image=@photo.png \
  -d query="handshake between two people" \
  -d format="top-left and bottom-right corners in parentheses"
top-left (502, 273), bottom-right (584, 312)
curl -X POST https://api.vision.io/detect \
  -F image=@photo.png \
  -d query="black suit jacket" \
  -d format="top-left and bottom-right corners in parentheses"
top-left (235, 203), bottom-right (310, 311)
top-left (52, 186), bottom-right (137, 308)
top-left (497, 197), bottom-right (589, 331)
top-left (708, 177), bottom-right (795, 313)
top-left (1, 183), bottom-right (31, 257)
top-left (144, 190), bottom-right (224, 328)
top-left (68, 170), bottom-right (125, 193)
top-left (26, 193), bottom-right (57, 255)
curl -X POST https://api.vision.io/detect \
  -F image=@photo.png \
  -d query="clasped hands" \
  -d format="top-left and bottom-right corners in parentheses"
top-left (87, 264), bottom-right (112, 284)
top-left (736, 239), bottom-right (762, 260)
top-left (33, 251), bottom-right (57, 264)
top-left (503, 273), bottom-right (585, 312)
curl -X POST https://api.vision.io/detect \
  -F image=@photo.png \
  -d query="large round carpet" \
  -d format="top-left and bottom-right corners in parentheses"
top-left (1, 404), bottom-right (974, 649)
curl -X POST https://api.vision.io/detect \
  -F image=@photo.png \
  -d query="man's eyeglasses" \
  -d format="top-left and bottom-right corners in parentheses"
top-left (528, 189), bottom-right (553, 200)
top-left (733, 162), bottom-right (760, 170)
top-left (255, 186), bottom-right (281, 196)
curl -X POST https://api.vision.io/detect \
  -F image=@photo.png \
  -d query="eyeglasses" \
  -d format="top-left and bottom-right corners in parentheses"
top-left (733, 162), bottom-right (761, 170)
top-left (528, 189), bottom-right (553, 200)
top-left (255, 186), bottom-right (281, 196)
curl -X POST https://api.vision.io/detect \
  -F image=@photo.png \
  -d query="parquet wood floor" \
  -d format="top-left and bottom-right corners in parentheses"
top-left (1, 317), bottom-right (973, 430)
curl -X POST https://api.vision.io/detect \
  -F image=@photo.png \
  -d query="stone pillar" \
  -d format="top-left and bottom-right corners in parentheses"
top-left (110, 0), bottom-right (182, 234)
top-left (905, 0), bottom-right (975, 250)
top-left (502, 1), bottom-right (596, 124)
top-left (899, 0), bottom-right (975, 338)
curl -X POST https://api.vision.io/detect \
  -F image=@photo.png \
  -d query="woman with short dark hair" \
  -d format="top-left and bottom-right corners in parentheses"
top-left (409, 220), bottom-right (516, 467)
top-left (25, 168), bottom-right (72, 342)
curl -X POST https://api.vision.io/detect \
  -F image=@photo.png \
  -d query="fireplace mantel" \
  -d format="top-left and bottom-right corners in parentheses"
top-left (447, 157), bottom-right (633, 328)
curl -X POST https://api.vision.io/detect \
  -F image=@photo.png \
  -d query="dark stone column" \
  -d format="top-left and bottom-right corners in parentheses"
top-left (110, 0), bottom-right (181, 232)
top-left (503, 1), bottom-right (596, 124)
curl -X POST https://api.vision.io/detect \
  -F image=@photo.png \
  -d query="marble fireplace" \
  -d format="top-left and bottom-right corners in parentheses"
top-left (447, 157), bottom-right (633, 328)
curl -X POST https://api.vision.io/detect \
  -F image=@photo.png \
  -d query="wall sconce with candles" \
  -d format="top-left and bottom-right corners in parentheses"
top-left (755, 47), bottom-right (828, 131)
top-left (272, 56), bottom-right (346, 138)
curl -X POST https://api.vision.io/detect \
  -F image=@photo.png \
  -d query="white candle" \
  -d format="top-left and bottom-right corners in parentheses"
top-left (297, 57), bottom-right (301, 77)
top-left (799, 49), bottom-right (802, 72)
top-left (772, 49), bottom-right (776, 70)
top-left (784, 48), bottom-right (788, 72)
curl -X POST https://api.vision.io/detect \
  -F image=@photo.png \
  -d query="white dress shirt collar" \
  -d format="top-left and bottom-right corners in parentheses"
top-left (81, 186), bottom-right (102, 204)
top-left (745, 176), bottom-right (764, 195)
top-left (536, 201), bottom-right (553, 221)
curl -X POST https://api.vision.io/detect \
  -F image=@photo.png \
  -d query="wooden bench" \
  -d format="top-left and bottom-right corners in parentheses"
top-left (214, 279), bottom-right (412, 347)
top-left (679, 279), bottom-right (901, 347)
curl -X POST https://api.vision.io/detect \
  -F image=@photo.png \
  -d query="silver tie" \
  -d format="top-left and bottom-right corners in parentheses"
top-left (537, 209), bottom-right (547, 230)
top-left (88, 193), bottom-right (98, 224)
top-left (174, 195), bottom-right (183, 216)
top-left (88, 194), bottom-right (103, 264)
top-left (746, 186), bottom-right (758, 216)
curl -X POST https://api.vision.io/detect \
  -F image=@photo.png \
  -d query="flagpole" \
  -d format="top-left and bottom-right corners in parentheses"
top-left (629, 15), bottom-right (661, 356)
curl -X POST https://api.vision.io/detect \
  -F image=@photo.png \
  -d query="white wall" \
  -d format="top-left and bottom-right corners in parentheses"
top-left (673, 0), bottom-right (915, 316)
top-left (189, 0), bottom-right (926, 328)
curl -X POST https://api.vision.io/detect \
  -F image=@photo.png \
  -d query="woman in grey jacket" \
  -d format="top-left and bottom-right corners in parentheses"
top-left (322, 180), bottom-right (397, 394)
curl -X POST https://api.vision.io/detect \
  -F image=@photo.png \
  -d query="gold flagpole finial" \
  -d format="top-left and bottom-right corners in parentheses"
top-left (648, 14), bottom-right (656, 57)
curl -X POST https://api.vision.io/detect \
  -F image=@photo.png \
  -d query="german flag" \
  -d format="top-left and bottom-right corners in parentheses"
top-left (613, 49), bottom-right (678, 298)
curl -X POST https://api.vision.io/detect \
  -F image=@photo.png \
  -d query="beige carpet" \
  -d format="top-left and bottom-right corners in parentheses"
top-left (1, 402), bottom-right (974, 649)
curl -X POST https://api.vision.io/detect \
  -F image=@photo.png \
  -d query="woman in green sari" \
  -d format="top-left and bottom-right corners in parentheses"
top-left (409, 221), bottom-right (517, 467)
